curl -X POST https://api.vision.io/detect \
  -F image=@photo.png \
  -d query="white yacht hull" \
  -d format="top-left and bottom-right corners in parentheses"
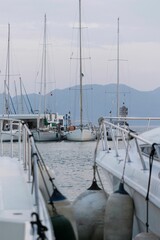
top-left (95, 118), bottom-right (160, 238)
top-left (66, 128), bottom-right (96, 142)
top-left (32, 129), bottom-right (61, 142)
top-left (96, 149), bottom-right (160, 237)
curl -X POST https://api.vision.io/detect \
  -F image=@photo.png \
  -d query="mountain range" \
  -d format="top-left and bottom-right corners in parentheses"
top-left (2, 83), bottom-right (160, 125)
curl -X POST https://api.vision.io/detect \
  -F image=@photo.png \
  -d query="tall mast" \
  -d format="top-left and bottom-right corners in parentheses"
top-left (116, 17), bottom-right (119, 118)
top-left (43, 14), bottom-right (47, 114)
top-left (38, 14), bottom-right (47, 116)
top-left (4, 23), bottom-right (10, 115)
top-left (79, 0), bottom-right (83, 130)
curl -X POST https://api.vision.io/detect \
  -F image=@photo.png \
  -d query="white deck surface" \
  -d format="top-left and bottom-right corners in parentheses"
top-left (0, 156), bottom-right (34, 221)
top-left (0, 119), bottom-right (55, 240)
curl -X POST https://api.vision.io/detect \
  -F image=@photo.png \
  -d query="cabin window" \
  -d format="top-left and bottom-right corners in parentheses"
top-left (140, 144), bottom-right (160, 161)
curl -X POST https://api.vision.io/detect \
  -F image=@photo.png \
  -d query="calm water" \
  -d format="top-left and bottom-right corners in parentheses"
top-left (3, 126), bottom-right (149, 202)
top-left (36, 140), bottom-right (106, 202)
top-left (35, 126), bottom-right (149, 202)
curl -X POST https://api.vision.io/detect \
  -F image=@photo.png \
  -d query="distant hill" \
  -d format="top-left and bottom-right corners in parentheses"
top-left (3, 83), bottom-right (160, 125)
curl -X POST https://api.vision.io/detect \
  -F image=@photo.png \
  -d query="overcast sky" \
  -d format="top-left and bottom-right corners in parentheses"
top-left (0, 0), bottom-right (160, 95)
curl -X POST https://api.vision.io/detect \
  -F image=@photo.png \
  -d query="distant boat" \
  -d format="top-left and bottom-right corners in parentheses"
top-left (66, 0), bottom-right (96, 142)
top-left (106, 103), bottom-right (135, 140)
top-left (95, 116), bottom-right (160, 238)
top-left (66, 125), bottom-right (96, 142)
top-left (0, 112), bottom-right (64, 142)
top-left (1, 120), bottom-right (20, 142)
top-left (1, 24), bottom-right (21, 142)
top-left (32, 15), bottom-right (62, 141)
top-left (31, 113), bottom-right (63, 142)
top-left (105, 18), bottom-right (133, 141)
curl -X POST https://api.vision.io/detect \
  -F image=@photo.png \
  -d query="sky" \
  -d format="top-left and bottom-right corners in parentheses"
top-left (0, 0), bottom-right (160, 95)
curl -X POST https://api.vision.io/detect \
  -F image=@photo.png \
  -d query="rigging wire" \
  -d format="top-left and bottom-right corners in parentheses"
top-left (22, 80), bottom-right (34, 113)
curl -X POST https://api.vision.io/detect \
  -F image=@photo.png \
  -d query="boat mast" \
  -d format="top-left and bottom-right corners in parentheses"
top-left (43, 14), bottom-right (47, 115)
top-left (38, 14), bottom-right (47, 117)
top-left (116, 17), bottom-right (119, 118)
top-left (4, 23), bottom-right (10, 116)
top-left (79, 0), bottom-right (83, 130)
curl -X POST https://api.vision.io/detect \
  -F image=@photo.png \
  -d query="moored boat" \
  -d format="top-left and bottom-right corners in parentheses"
top-left (66, 125), bottom-right (96, 142)
top-left (1, 113), bottom-right (64, 142)
top-left (32, 15), bottom-right (63, 142)
top-left (0, 117), bottom-right (55, 239)
top-left (66, 0), bottom-right (96, 142)
top-left (31, 113), bottom-right (62, 142)
top-left (0, 117), bottom-right (77, 240)
top-left (0, 120), bottom-right (20, 141)
top-left (95, 117), bottom-right (160, 238)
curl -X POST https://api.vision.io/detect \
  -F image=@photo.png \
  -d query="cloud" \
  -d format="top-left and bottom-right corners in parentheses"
top-left (0, 0), bottom-right (160, 93)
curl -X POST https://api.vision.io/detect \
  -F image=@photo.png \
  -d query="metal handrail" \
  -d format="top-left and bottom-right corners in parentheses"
top-left (98, 117), bottom-right (160, 170)
top-left (0, 118), bottom-right (42, 216)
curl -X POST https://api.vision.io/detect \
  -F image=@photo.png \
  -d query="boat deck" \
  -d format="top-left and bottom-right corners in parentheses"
top-left (0, 156), bottom-right (35, 239)
top-left (0, 156), bottom-right (34, 219)
top-left (0, 118), bottom-right (55, 240)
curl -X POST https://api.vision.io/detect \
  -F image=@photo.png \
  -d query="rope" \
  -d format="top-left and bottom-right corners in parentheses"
top-left (95, 166), bottom-right (109, 199)
top-left (146, 143), bottom-right (157, 232)
top-left (32, 144), bottom-right (57, 213)
top-left (90, 123), bottom-right (108, 196)
top-left (35, 144), bottom-right (55, 187)
top-left (37, 159), bottom-right (57, 213)
top-left (121, 138), bottom-right (130, 183)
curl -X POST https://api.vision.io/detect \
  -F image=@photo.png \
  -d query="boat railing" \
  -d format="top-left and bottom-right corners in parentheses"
top-left (0, 118), bottom-right (42, 216)
top-left (97, 117), bottom-right (160, 170)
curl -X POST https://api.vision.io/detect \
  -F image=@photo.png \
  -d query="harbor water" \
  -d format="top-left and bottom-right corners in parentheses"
top-left (35, 125), bottom-right (150, 202)
top-left (36, 140), bottom-right (107, 202)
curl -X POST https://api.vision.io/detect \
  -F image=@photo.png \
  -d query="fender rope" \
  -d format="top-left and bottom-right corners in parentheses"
top-left (146, 143), bottom-right (157, 232)
top-left (31, 212), bottom-right (48, 240)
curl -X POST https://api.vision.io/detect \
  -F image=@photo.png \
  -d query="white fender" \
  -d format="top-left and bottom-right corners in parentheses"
top-left (104, 183), bottom-right (134, 240)
top-left (134, 232), bottom-right (160, 239)
top-left (72, 189), bottom-right (108, 240)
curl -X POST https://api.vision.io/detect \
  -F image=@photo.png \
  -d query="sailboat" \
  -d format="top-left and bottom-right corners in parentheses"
top-left (66, 0), bottom-right (96, 142)
top-left (106, 18), bottom-right (132, 140)
top-left (1, 23), bottom-right (20, 142)
top-left (31, 15), bottom-right (62, 142)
